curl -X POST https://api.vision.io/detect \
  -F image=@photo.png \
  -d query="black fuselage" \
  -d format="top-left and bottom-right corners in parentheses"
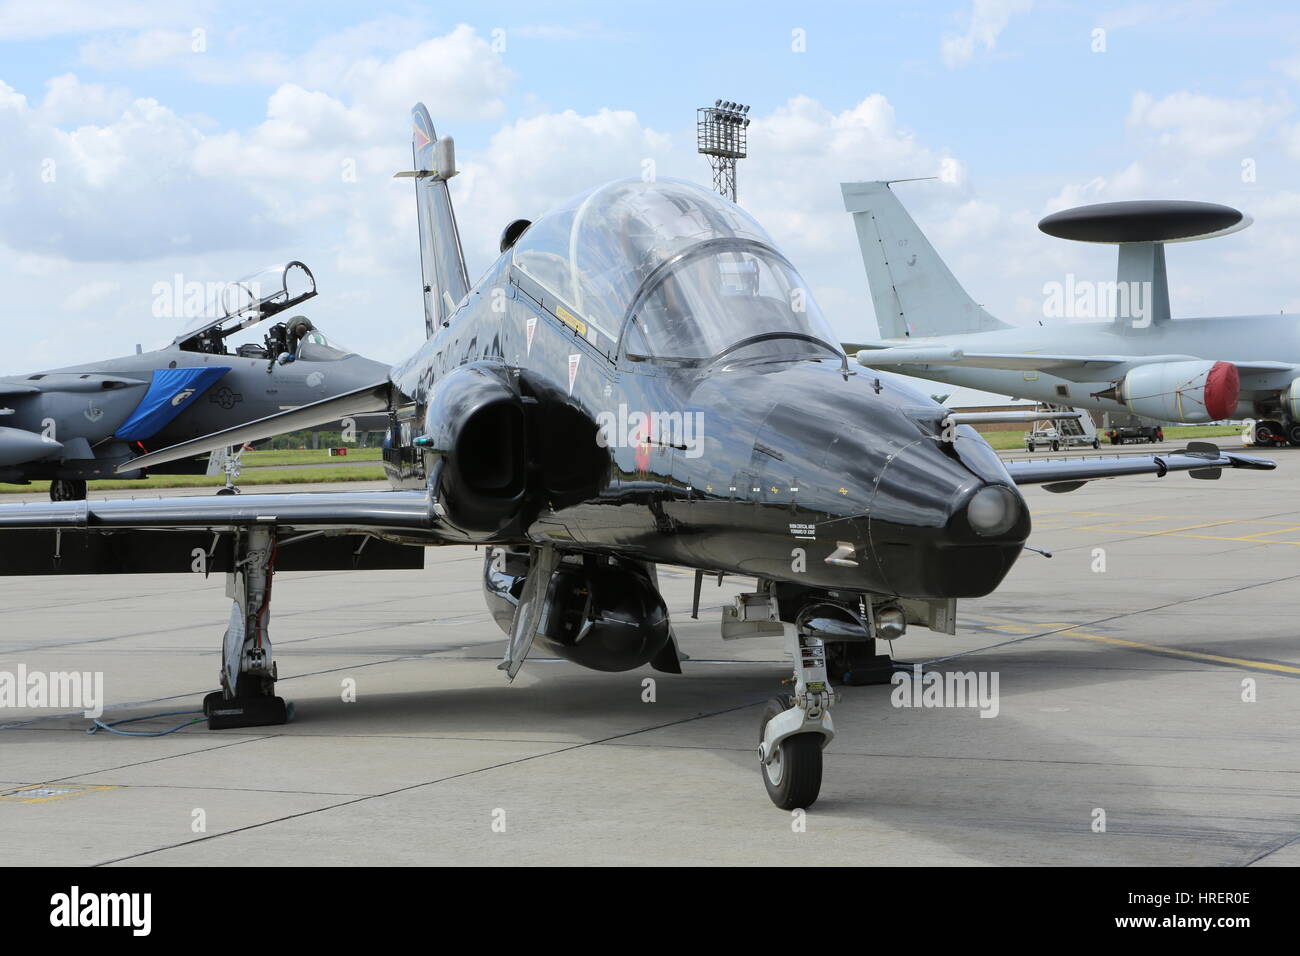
top-left (387, 255), bottom-right (1029, 602)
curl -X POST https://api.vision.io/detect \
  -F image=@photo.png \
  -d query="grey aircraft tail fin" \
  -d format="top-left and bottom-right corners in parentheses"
top-left (841, 180), bottom-right (1010, 339)
top-left (396, 103), bottom-right (470, 338)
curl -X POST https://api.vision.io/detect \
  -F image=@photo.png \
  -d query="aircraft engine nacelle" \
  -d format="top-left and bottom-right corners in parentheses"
top-left (483, 551), bottom-right (672, 672)
top-left (422, 363), bottom-right (526, 534)
top-left (1116, 360), bottom-right (1239, 423)
top-left (0, 427), bottom-right (62, 467)
top-left (1285, 378), bottom-right (1300, 421)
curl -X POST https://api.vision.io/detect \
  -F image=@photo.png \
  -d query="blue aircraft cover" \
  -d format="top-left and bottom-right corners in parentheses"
top-left (114, 366), bottom-right (231, 441)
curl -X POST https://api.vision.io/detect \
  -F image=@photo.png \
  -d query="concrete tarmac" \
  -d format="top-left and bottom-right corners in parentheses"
top-left (1, 448), bottom-right (1297, 866)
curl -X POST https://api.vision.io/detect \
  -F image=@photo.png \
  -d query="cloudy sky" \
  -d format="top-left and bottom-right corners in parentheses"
top-left (2, 0), bottom-right (1299, 374)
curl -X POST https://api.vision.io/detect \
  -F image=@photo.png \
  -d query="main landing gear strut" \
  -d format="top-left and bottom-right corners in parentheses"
top-left (49, 479), bottom-right (87, 502)
top-left (203, 524), bottom-right (290, 729)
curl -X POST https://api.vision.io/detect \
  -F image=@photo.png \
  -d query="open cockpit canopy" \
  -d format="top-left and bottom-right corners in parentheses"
top-left (172, 261), bottom-right (317, 353)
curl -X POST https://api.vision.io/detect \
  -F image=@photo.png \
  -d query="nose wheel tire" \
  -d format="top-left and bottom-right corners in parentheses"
top-left (759, 696), bottom-right (823, 810)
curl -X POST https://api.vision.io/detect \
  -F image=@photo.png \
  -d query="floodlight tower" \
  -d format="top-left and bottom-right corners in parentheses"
top-left (697, 100), bottom-right (749, 202)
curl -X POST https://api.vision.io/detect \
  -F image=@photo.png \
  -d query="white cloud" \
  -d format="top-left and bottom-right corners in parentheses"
top-left (188, 26), bottom-right (512, 184)
top-left (76, 17), bottom-right (513, 129)
top-left (1127, 90), bottom-right (1290, 157)
top-left (0, 81), bottom-right (288, 261)
top-left (0, 24), bottom-right (517, 374)
top-left (39, 74), bottom-right (130, 125)
top-left (941, 0), bottom-right (1033, 69)
top-left (452, 108), bottom-right (672, 273)
top-left (342, 25), bottom-right (512, 120)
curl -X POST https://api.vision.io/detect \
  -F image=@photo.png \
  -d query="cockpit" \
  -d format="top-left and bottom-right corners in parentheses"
top-left (509, 179), bottom-right (842, 366)
top-left (293, 329), bottom-right (355, 362)
top-left (164, 261), bottom-right (354, 364)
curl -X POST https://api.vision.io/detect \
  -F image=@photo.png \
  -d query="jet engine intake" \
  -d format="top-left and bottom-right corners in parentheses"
top-left (422, 363), bottom-right (526, 533)
top-left (1111, 360), bottom-right (1238, 423)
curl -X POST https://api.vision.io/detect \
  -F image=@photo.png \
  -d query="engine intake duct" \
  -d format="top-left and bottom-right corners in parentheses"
top-left (422, 363), bottom-right (527, 534)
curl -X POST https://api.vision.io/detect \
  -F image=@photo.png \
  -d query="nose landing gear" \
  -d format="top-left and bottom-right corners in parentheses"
top-left (757, 625), bottom-right (836, 810)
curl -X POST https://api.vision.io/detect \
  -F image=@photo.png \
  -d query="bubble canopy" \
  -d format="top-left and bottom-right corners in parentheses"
top-left (172, 261), bottom-right (318, 348)
top-left (511, 179), bottom-right (840, 364)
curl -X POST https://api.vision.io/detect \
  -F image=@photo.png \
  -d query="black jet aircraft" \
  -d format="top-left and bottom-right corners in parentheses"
top-left (0, 261), bottom-right (389, 500)
top-left (0, 104), bottom-right (1275, 809)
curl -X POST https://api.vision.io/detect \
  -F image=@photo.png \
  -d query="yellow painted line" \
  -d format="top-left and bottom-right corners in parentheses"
top-left (1041, 518), bottom-right (1300, 546)
top-left (1033, 510), bottom-right (1171, 518)
top-left (1112, 519), bottom-right (1236, 534)
top-left (1170, 533), bottom-right (1298, 543)
top-left (954, 612), bottom-right (1300, 676)
top-left (1060, 629), bottom-right (1300, 676)
top-left (1087, 531), bottom-right (1299, 545)
top-left (1236, 525), bottom-right (1300, 540)
top-left (0, 784), bottom-right (117, 804)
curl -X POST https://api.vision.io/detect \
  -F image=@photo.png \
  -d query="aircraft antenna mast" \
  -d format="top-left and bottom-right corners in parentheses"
top-left (697, 100), bottom-right (749, 202)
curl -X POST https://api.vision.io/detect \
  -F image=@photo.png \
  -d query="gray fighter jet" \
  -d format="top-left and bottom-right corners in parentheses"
top-left (841, 180), bottom-right (1300, 446)
top-left (0, 261), bottom-right (390, 500)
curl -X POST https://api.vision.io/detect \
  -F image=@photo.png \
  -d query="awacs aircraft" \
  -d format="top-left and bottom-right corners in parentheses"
top-left (0, 105), bottom-right (1275, 809)
top-left (0, 261), bottom-right (389, 500)
top-left (842, 180), bottom-right (1300, 446)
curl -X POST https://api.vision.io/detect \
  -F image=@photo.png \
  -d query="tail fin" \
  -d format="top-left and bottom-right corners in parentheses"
top-left (841, 180), bottom-right (1010, 339)
top-left (398, 103), bottom-right (470, 338)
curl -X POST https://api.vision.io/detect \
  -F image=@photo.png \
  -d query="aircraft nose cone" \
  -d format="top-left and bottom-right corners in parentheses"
top-left (853, 433), bottom-right (1030, 598)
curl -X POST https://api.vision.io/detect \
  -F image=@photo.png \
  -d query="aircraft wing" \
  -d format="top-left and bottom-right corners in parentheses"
top-left (124, 379), bottom-right (395, 472)
top-left (1003, 442), bottom-right (1275, 492)
top-left (0, 489), bottom-right (438, 533)
top-left (852, 345), bottom-right (1298, 383)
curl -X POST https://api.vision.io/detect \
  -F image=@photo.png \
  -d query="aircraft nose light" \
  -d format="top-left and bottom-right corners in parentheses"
top-left (967, 485), bottom-right (1019, 537)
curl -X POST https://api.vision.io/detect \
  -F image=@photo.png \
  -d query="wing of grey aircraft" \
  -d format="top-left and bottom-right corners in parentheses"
top-left (0, 105), bottom-right (1276, 810)
top-left (842, 180), bottom-right (1300, 445)
top-left (0, 261), bottom-right (391, 501)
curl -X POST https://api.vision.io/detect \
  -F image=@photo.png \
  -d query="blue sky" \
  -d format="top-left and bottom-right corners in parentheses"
top-left (2, 0), bottom-right (1300, 373)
